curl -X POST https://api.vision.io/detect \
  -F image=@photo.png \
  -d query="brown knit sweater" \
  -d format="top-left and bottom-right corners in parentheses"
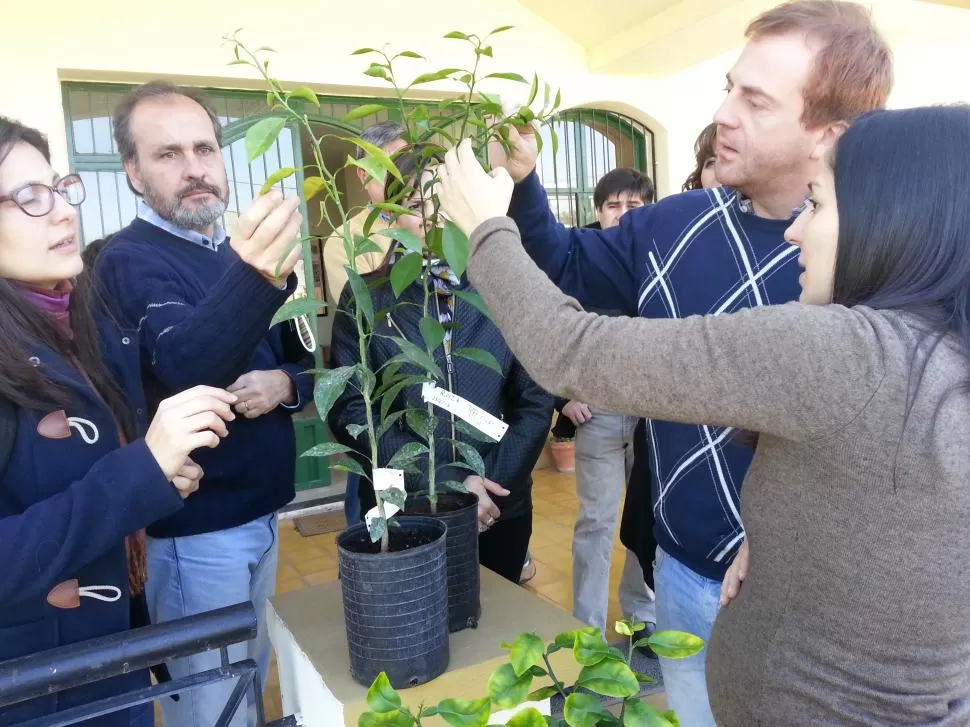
top-left (468, 217), bottom-right (970, 726)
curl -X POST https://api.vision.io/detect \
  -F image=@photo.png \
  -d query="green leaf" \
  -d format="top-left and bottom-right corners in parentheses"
top-left (270, 296), bottom-right (324, 326)
top-left (574, 628), bottom-right (611, 666)
top-left (364, 64), bottom-right (391, 80)
top-left (303, 176), bottom-right (327, 200)
top-left (661, 711), bottom-right (680, 727)
top-left (358, 711), bottom-right (412, 727)
top-left (373, 227), bottom-right (424, 255)
top-left (507, 633), bottom-right (545, 677)
top-left (346, 423), bottom-right (368, 439)
top-left (454, 418), bottom-right (498, 443)
top-left (411, 68), bottom-right (463, 86)
top-left (313, 366), bottom-right (356, 421)
top-left (419, 316), bottom-right (446, 352)
top-left (550, 125), bottom-right (560, 158)
top-left (390, 253), bottom-right (423, 297)
top-left (368, 515), bottom-right (387, 543)
top-left (442, 220), bottom-right (468, 277)
top-left (287, 86), bottom-right (320, 107)
top-left (524, 686), bottom-right (559, 701)
top-left (489, 24), bottom-right (515, 35)
top-left (528, 73), bottom-right (539, 106)
top-left (354, 235), bottom-right (385, 256)
top-left (553, 89), bottom-right (562, 112)
top-left (575, 659), bottom-right (640, 698)
top-left (342, 104), bottom-right (388, 123)
top-left (380, 487), bottom-right (407, 509)
top-left (420, 705), bottom-right (440, 718)
top-left (614, 620), bottom-right (634, 637)
top-left (453, 347), bottom-right (502, 376)
top-left (434, 697), bottom-right (491, 727)
top-left (443, 31), bottom-right (468, 39)
top-left (477, 46), bottom-right (494, 58)
top-left (484, 72), bottom-right (529, 84)
top-left (345, 137), bottom-right (404, 183)
top-left (563, 693), bottom-right (609, 727)
top-left (505, 708), bottom-right (547, 727)
top-left (439, 479), bottom-right (467, 493)
top-left (245, 117), bottom-right (286, 163)
top-left (632, 672), bottom-right (658, 685)
top-left (487, 663), bottom-right (533, 709)
top-left (391, 337), bottom-right (444, 380)
top-left (397, 50), bottom-right (425, 60)
top-left (334, 459), bottom-right (367, 478)
top-left (366, 672), bottom-right (401, 714)
top-left (406, 408), bottom-right (437, 438)
top-left (374, 202), bottom-right (416, 218)
top-left (453, 289), bottom-right (493, 321)
top-left (377, 408), bottom-right (409, 438)
top-left (454, 441), bottom-right (485, 479)
top-left (228, 59), bottom-right (250, 66)
top-left (346, 268), bottom-right (374, 327)
top-left (622, 699), bottom-right (675, 727)
top-left (644, 630), bottom-right (705, 660)
top-left (352, 47), bottom-right (379, 56)
top-left (301, 442), bottom-right (354, 458)
top-left (387, 442), bottom-right (429, 470)
top-left (348, 155), bottom-right (391, 187)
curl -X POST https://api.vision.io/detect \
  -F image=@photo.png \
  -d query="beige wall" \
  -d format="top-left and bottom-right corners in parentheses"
top-left (4, 0), bottom-right (969, 199)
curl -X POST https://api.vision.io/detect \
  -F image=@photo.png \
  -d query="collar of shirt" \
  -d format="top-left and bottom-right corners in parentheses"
top-left (737, 192), bottom-right (809, 219)
top-left (137, 201), bottom-right (227, 251)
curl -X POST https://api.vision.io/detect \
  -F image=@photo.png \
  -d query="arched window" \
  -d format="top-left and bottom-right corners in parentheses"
top-left (535, 109), bottom-right (655, 227)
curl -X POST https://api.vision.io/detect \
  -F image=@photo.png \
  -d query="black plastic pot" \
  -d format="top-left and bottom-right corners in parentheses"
top-left (405, 492), bottom-right (481, 632)
top-left (337, 515), bottom-right (449, 689)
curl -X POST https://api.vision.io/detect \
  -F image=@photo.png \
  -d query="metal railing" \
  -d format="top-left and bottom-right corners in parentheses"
top-left (0, 602), bottom-right (293, 727)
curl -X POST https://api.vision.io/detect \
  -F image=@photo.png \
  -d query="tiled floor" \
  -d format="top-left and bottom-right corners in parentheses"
top-left (262, 467), bottom-right (661, 721)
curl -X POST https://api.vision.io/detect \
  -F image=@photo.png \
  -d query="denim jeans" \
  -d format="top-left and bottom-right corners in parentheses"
top-left (653, 546), bottom-right (720, 727)
top-left (146, 514), bottom-right (279, 727)
top-left (573, 409), bottom-right (655, 632)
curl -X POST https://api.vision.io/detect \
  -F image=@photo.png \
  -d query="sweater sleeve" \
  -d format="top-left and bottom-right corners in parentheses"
top-left (0, 440), bottom-right (182, 609)
top-left (506, 171), bottom-right (647, 315)
top-left (96, 245), bottom-right (294, 391)
top-left (467, 217), bottom-right (886, 442)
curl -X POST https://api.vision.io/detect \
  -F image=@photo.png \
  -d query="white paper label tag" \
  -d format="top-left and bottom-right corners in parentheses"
top-left (421, 383), bottom-right (508, 441)
top-left (364, 468), bottom-right (406, 531)
top-left (373, 468), bottom-right (405, 493)
top-left (364, 502), bottom-right (400, 529)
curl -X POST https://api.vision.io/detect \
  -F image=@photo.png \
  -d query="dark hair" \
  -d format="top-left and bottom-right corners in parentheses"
top-left (80, 234), bottom-right (114, 268)
top-left (383, 144), bottom-right (445, 205)
top-left (0, 117), bottom-right (135, 438)
top-left (746, 0), bottom-right (893, 127)
top-left (357, 121), bottom-right (405, 160)
top-left (113, 81), bottom-right (223, 164)
top-left (832, 106), bottom-right (970, 346)
top-left (593, 168), bottom-right (654, 208)
top-left (683, 123), bottom-right (717, 192)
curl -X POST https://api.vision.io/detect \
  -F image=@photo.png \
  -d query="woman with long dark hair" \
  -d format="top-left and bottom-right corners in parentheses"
top-left (682, 122), bottom-right (718, 191)
top-left (328, 145), bottom-right (553, 583)
top-left (0, 116), bottom-right (236, 726)
top-left (438, 106), bottom-right (970, 724)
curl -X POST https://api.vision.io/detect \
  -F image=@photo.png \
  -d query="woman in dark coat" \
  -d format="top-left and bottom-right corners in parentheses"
top-left (0, 116), bottom-right (236, 726)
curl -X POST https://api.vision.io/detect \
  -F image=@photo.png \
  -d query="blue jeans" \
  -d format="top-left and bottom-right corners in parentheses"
top-left (344, 472), bottom-right (362, 524)
top-left (653, 546), bottom-right (719, 727)
top-left (146, 514), bottom-right (279, 727)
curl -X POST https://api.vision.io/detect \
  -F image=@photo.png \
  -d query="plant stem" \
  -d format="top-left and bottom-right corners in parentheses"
top-left (542, 651), bottom-right (569, 701)
top-left (457, 41), bottom-right (483, 142)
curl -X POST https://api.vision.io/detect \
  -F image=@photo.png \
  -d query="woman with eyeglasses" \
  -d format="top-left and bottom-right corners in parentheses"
top-left (438, 105), bottom-right (970, 725)
top-left (0, 116), bottom-right (237, 726)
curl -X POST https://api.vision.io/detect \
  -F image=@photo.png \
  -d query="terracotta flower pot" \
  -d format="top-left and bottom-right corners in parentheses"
top-left (550, 439), bottom-right (576, 473)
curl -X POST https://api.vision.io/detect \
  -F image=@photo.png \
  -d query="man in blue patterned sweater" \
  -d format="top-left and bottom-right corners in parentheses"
top-left (489, 2), bottom-right (892, 722)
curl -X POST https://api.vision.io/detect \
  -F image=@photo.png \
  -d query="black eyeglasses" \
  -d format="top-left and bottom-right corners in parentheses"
top-left (0, 175), bottom-right (86, 218)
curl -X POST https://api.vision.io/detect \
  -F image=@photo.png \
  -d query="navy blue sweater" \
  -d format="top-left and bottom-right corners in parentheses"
top-left (96, 218), bottom-right (314, 538)
top-left (509, 172), bottom-right (801, 580)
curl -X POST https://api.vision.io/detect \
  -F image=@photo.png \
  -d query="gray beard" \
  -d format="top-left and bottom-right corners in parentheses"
top-left (143, 186), bottom-right (228, 233)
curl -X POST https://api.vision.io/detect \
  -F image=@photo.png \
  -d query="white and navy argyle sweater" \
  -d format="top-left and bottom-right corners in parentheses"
top-left (509, 171), bottom-right (801, 580)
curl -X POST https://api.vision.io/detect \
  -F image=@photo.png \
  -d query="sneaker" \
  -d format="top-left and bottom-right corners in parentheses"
top-left (519, 552), bottom-right (537, 584)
